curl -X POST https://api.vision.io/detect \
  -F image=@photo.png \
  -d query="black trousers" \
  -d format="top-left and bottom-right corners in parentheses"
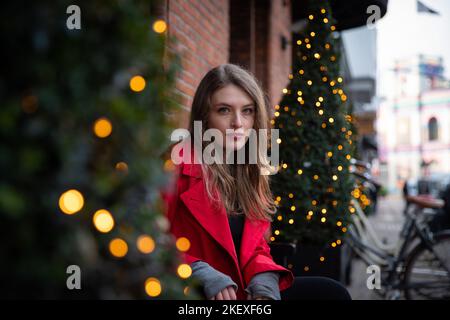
top-left (280, 276), bottom-right (352, 300)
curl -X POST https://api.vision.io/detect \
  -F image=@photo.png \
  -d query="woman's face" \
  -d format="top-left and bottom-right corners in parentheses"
top-left (208, 84), bottom-right (256, 152)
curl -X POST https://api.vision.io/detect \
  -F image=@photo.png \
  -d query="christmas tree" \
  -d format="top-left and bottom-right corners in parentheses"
top-left (0, 1), bottom-right (198, 299)
top-left (270, 0), bottom-right (355, 254)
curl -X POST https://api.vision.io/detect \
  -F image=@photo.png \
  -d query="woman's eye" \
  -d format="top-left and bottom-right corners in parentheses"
top-left (218, 107), bottom-right (229, 114)
top-left (243, 108), bottom-right (254, 114)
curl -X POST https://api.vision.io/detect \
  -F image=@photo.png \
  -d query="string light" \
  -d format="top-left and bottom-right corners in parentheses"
top-left (297, 40), bottom-right (302, 45)
top-left (307, 80), bottom-right (313, 86)
top-left (321, 208), bottom-right (327, 214)
top-left (321, 217), bottom-right (326, 223)
top-left (177, 264), bottom-right (192, 279)
top-left (93, 209), bottom-right (114, 233)
top-left (93, 117), bottom-right (112, 138)
top-left (130, 75), bottom-right (146, 92)
top-left (59, 189), bottom-right (84, 215)
top-left (288, 219), bottom-right (294, 224)
top-left (297, 169), bottom-right (303, 175)
top-left (175, 237), bottom-right (191, 252)
top-left (323, 18), bottom-right (329, 23)
top-left (116, 161), bottom-right (129, 173)
top-left (137, 235), bottom-right (156, 254)
top-left (310, 32), bottom-right (316, 37)
top-left (282, 88), bottom-right (288, 94)
top-left (288, 193), bottom-right (294, 198)
top-left (153, 19), bottom-right (167, 33)
top-left (290, 206), bottom-right (296, 211)
top-left (274, 230), bottom-right (280, 235)
top-left (308, 14), bottom-right (314, 20)
top-left (145, 278), bottom-right (162, 297)
top-left (109, 238), bottom-right (128, 258)
top-left (328, 117), bottom-right (334, 123)
top-left (276, 138), bottom-right (282, 144)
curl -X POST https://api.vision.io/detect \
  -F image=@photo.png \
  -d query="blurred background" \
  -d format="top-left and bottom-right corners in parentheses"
top-left (1, 0), bottom-right (449, 300)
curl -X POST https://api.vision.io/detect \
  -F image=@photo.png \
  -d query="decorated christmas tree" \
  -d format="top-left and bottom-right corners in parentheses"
top-left (270, 0), bottom-right (355, 255)
top-left (0, 1), bottom-right (198, 299)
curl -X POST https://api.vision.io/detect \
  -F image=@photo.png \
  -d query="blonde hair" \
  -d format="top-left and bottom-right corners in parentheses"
top-left (189, 64), bottom-right (276, 221)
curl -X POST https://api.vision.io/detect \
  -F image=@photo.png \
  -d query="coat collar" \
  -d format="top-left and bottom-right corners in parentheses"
top-left (179, 164), bottom-right (269, 269)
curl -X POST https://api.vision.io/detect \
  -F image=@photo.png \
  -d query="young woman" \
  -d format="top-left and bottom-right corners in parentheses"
top-left (163, 64), bottom-right (351, 301)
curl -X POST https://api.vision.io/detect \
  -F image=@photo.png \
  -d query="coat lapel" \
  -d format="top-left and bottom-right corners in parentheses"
top-left (240, 218), bottom-right (270, 268)
top-left (179, 162), bottom-right (271, 274)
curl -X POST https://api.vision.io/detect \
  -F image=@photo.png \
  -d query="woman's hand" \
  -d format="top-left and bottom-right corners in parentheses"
top-left (209, 286), bottom-right (237, 300)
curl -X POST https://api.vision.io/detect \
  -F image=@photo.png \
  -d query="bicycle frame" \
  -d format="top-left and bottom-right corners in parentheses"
top-left (347, 198), bottom-right (437, 293)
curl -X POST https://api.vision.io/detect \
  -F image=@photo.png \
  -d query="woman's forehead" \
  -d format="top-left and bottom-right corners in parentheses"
top-left (211, 84), bottom-right (254, 106)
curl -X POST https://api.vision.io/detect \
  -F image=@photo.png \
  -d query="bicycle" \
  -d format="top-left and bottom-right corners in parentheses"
top-left (345, 161), bottom-right (450, 300)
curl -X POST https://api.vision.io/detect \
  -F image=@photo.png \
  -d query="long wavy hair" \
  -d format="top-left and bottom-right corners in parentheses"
top-left (188, 64), bottom-right (276, 221)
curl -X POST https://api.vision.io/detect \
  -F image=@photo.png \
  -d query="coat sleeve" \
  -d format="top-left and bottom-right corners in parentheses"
top-left (242, 236), bottom-right (294, 292)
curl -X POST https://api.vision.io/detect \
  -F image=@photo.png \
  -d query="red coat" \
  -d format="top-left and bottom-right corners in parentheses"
top-left (162, 156), bottom-right (294, 300)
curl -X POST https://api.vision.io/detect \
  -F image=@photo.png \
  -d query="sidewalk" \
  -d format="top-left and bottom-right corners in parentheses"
top-left (346, 194), bottom-right (405, 300)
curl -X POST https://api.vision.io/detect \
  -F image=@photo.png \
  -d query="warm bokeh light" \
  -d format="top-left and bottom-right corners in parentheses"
top-left (145, 277), bottom-right (162, 297)
top-left (93, 118), bottom-right (112, 138)
top-left (115, 161), bottom-right (128, 173)
top-left (177, 264), bottom-right (192, 279)
top-left (176, 237), bottom-right (190, 252)
top-left (93, 209), bottom-right (114, 233)
top-left (129, 75), bottom-right (146, 92)
top-left (164, 159), bottom-right (175, 172)
top-left (109, 238), bottom-right (128, 258)
top-left (59, 189), bottom-right (84, 215)
top-left (137, 235), bottom-right (156, 254)
top-left (152, 19), bottom-right (167, 33)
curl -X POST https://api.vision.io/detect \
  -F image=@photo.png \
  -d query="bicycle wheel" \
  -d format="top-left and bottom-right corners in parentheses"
top-left (403, 230), bottom-right (450, 300)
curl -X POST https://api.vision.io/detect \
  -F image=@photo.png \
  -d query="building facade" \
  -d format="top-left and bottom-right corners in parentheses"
top-left (377, 55), bottom-right (450, 192)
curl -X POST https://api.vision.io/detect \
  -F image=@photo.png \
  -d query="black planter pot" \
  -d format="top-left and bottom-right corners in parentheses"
top-left (270, 242), bottom-right (348, 283)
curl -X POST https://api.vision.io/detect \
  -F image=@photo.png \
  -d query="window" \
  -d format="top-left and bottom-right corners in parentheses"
top-left (428, 117), bottom-right (438, 141)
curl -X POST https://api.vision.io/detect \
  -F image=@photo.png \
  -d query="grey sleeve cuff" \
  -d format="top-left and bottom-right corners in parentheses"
top-left (245, 272), bottom-right (281, 300)
top-left (191, 261), bottom-right (238, 299)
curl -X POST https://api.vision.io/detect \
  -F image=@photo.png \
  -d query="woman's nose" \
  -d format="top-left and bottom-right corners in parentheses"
top-left (231, 112), bottom-right (243, 128)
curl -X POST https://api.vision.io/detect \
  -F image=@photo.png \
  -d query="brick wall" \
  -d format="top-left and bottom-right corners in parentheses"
top-left (267, 0), bottom-right (292, 108)
top-left (165, 0), bottom-right (292, 127)
top-left (166, 0), bottom-right (229, 129)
